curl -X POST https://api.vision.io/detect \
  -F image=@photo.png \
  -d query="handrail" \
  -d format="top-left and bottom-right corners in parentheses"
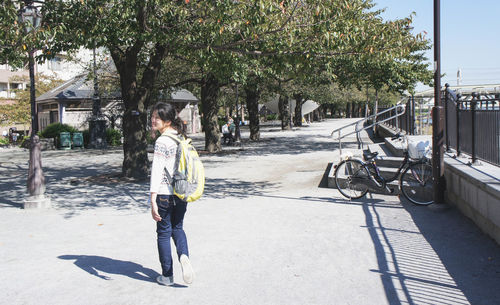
top-left (331, 104), bottom-right (406, 159)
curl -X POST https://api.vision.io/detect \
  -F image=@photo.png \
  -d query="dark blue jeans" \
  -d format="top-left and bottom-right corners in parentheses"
top-left (156, 195), bottom-right (189, 277)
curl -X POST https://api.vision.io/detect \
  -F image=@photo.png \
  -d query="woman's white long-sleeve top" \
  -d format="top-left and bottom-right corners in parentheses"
top-left (150, 132), bottom-right (178, 195)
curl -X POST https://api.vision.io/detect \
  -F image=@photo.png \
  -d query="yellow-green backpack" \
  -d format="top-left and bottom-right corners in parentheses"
top-left (163, 134), bottom-right (205, 202)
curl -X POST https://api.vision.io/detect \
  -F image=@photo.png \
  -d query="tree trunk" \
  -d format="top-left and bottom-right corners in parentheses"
top-left (110, 43), bottom-right (166, 179)
top-left (122, 110), bottom-right (149, 179)
top-left (244, 80), bottom-right (260, 141)
top-left (201, 73), bottom-right (221, 152)
top-left (293, 94), bottom-right (304, 127)
top-left (279, 95), bottom-right (291, 130)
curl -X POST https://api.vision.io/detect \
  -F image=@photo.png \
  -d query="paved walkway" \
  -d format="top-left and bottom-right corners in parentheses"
top-left (0, 119), bottom-right (499, 305)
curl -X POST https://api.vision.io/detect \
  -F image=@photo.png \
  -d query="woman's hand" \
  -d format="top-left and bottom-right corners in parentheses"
top-left (150, 192), bottom-right (161, 221)
top-left (151, 203), bottom-right (162, 222)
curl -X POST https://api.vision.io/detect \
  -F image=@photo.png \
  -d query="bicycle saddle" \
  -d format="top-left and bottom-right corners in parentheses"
top-left (363, 151), bottom-right (378, 161)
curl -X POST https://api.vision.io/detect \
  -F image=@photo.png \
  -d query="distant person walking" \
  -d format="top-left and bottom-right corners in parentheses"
top-left (149, 102), bottom-right (194, 286)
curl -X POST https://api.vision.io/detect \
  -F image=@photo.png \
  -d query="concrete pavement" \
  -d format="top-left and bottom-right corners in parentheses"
top-left (0, 118), bottom-right (499, 305)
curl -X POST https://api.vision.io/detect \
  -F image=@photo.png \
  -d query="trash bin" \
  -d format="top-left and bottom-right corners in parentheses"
top-left (60, 132), bottom-right (71, 150)
top-left (72, 132), bottom-right (83, 149)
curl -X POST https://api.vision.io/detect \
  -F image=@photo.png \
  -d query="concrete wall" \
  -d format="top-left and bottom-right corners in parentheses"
top-left (444, 156), bottom-right (500, 245)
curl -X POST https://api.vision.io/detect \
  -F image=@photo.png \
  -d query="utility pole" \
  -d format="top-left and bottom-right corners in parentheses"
top-left (432, 0), bottom-right (446, 204)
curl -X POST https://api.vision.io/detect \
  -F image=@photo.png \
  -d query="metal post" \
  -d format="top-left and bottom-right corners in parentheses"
top-left (411, 95), bottom-right (415, 135)
top-left (338, 130), bottom-right (342, 159)
top-left (89, 45), bottom-right (107, 149)
top-left (92, 46), bottom-right (101, 117)
top-left (445, 83), bottom-right (450, 151)
top-left (456, 94), bottom-right (461, 156)
top-left (21, 1), bottom-right (50, 209)
top-left (407, 97), bottom-right (410, 134)
top-left (27, 48), bottom-right (46, 199)
top-left (432, 0), bottom-right (445, 204)
top-left (471, 93), bottom-right (477, 164)
top-left (234, 84), bottom-right (241, 142)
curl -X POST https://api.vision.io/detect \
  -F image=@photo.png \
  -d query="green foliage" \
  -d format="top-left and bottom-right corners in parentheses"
top-left (266, 114), bottom-right (278, 121)
top-left (0, 75), bottom-right (65, 127)
top-left (106, 128), bottom-right (122, 146)
top-left (217, 117), bottom-right (226, 129)
top-left (19, 135), bottom-right (30, 148)
top-left (0, 137), bottom-right (9, 145)
top-left (40, 123), bottom-right (78, 139)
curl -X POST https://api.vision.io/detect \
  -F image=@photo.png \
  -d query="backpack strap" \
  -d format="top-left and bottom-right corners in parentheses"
top-left (159, 132), bottom-right (181, 185)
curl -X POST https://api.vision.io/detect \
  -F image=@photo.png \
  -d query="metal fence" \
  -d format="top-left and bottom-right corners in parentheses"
top-left (375, 86), bottom-right (500, 166)
top-left (377, 99), bottom-right (415, 135)
top-left (444, 86), bottom-right (500, 165)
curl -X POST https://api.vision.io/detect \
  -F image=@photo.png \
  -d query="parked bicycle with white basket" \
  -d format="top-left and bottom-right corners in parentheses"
top-left (334, 133), bottom-right (434, 205)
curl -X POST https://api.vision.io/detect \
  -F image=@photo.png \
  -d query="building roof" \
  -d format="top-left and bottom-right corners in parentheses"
top-left (36, 74), bottom-right (120, 103)
top-left (37, 75), bottom-right (198, 104)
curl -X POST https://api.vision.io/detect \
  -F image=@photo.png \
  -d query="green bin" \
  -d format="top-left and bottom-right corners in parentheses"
top-left (72, 132), bottom-right (83, 148)
top-left (60, 132), bottom-right (71, 150)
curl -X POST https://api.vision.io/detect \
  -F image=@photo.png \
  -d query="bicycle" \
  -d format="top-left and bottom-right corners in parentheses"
top-left (333, 134), bottom-right (434, 205)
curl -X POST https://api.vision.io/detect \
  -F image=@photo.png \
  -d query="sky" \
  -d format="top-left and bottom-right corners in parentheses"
top-left (372, 0), bottom-right (500, 92)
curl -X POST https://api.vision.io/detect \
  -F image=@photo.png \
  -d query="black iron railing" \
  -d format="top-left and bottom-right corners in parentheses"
top-left (375, 85), bottom-right (499, 166)
top-left (377, 98), bottom-right (415, 135)
top-left (444, 84), bottom-right (500, 165)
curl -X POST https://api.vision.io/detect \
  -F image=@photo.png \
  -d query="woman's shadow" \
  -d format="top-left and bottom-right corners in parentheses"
top-left (58, 254), bottom-right (186, 287)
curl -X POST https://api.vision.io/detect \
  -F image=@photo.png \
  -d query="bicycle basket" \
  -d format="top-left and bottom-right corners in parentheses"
top-left (408, 139), bottom-right (432, 159)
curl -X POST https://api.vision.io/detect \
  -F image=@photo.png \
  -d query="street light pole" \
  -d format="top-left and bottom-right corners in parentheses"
top-left (432, 0), bottom-right (446, 204)
top-left (19, 0), bottom-right (50, 208)
top-left (89, 45), bottom-right (107, 149)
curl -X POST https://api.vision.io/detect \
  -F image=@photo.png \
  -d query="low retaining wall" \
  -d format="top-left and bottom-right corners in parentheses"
top-left (444, 156), bottom-right (500, 245)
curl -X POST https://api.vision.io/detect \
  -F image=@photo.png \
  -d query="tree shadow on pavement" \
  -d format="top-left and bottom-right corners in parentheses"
top-left (207, 136), bottom-right (358, 158)
top-left (362, 197), bottom-right (500, 305)
top-left (203, 178), bottom-right (281, 200)
top-left (58, 255), bottom-right (159, 283)
top-left (47, 179), bottom-right (149, 218)
top-left (400, 199), bottom-right (500, 305)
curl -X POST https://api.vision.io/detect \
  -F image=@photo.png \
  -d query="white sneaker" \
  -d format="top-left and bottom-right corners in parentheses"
top-left (156, 275), bottom-right (174, 286)
top-left (179, 254), bottom-right (194, 284)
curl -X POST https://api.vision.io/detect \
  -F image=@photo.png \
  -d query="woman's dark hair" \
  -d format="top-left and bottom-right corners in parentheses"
top-left (151, 102), bottom-right (186, 137)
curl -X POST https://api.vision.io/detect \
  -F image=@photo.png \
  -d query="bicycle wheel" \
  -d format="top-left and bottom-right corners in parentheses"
top-left (399, 161), bottom-right (434, 205)
top-left (334, 159), bottom-right (370, 199)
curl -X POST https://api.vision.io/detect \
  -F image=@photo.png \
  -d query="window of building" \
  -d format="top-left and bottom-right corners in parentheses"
top-left (11, 83), bottom-right (23, 90)
top-left (47, 56), bottom-right (63, 71)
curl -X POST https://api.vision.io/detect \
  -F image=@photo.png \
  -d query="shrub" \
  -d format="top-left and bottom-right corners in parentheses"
top-left (218, 117), bottom-right (229, 130)
top-left (19, 135), bottom-right (30, 148)
top-left (0, 137), bottom-right (8, 145)
top-left (106, 128), bottom-right (122, 146)
top-left (40, 123), bottom-right (78, 139)
top-left (266, 114), bottom-right (278, 121)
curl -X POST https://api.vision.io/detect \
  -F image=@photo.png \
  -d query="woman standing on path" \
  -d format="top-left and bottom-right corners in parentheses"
top-left (150, 102), bottom-right (194, 286)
